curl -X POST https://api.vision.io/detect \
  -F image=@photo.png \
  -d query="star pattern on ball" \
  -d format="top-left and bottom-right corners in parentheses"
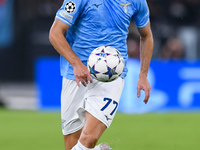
top-left (96, 49), bottom-right (111, 58)
top-left (114, 54), bottom-right (122, 64)
top-left (89, 65), bottom-right (100, 78)
top-left (116, 50), bottom-right (120, 54)
top-left (103, 66), bottom-right (118, 79)
top-left (97, 57), bottom-right (102, 62)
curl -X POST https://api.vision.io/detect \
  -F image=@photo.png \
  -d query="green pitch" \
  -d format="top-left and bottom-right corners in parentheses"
top-left (0, 108), bottom-right (200, 150)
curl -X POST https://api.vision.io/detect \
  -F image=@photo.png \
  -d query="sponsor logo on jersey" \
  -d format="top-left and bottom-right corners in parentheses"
top-left (65, 1), bottom-right (76, 13)
top-left (93, 3), bottom-right (103, 8)
top-left (119, 2), bottom-right (132, 13)
top-left (60, 10), bottom-right (73, 20)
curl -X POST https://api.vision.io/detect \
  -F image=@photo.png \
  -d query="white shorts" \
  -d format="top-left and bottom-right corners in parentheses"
top-left (61, 77), bottom-right (124, 135)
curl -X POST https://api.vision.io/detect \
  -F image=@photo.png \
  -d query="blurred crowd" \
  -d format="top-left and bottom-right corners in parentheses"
top-left (128, 0), bottom-right (200, 59)
top-left (0, 0), bottom-right (200, 81)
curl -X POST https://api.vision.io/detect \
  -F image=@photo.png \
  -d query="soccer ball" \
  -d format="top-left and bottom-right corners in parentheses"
top-left (65, 1), bottom-right (76, 13)
top-left (87, 46), bottom-right (124, 82)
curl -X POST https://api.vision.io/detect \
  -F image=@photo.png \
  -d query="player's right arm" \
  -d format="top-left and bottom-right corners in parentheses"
top-left (49, 19), bottom-right (93, 87)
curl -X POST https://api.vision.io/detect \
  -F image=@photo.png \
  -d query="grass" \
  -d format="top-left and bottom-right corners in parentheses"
top-left (0, 108), bottom-right (200, 150)
top-left (101, 113), bottom-right (200, 150)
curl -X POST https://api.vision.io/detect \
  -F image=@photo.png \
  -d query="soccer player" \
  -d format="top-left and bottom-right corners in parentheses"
top-left (49, 0), bottom-right (153, 150)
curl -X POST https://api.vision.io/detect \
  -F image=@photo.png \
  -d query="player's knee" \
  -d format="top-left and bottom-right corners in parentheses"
top-left (80, 130), bottom-right (98, 148)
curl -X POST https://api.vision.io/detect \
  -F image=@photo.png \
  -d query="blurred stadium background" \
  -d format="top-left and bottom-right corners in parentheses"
top-left (0, 0), bottom-right (200, 150)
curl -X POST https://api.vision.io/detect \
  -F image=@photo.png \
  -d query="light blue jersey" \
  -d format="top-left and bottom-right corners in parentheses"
top-left (55, 0), bottom-right (150, 80)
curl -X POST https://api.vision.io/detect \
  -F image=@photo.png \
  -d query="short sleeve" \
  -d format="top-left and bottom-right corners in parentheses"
top-left (132, 0), bottom-right (150, 28)
top-left (55, 0), bottom-right (86, 26)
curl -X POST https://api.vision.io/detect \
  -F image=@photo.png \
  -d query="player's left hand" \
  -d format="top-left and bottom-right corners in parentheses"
top-left (137, 73), bottom-right (151, 104)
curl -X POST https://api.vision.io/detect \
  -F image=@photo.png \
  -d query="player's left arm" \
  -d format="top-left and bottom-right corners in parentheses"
top-left (137, 21), bottom-right (154, 104)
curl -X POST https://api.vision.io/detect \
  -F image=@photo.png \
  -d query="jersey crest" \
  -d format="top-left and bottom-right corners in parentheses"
top-left (119, 2), bottom-right (132, 13)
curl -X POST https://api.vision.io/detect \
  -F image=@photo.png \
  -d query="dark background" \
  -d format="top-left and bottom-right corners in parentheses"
top-left (0, 0), bottom-right (200, 82)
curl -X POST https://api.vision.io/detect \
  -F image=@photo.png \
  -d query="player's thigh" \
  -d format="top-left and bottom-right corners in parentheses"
top-left (61, 77), bottom-right (87, 135)
top-left (79, 111), bottom-right (107, 147)
top-left (85, 77), bottom-right (125, 128)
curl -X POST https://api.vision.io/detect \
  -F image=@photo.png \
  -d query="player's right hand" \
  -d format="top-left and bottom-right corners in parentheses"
top-left (73, 63), bottom-right (93, 87)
